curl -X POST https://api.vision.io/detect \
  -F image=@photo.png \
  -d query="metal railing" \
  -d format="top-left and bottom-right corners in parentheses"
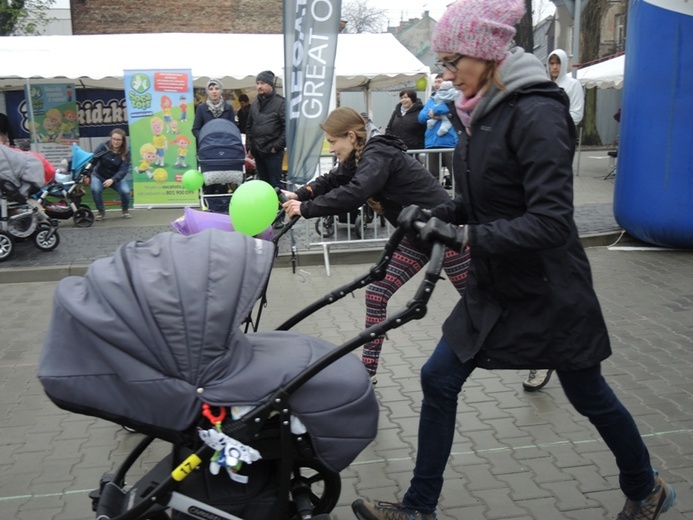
top-left (283, 148), bottom-right (456, 274)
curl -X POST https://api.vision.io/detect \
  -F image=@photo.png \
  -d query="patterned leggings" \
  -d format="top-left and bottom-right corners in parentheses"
top-left (362, 235), bottom-right (470, 376)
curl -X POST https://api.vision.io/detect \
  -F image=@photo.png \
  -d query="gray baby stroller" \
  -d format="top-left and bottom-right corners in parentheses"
top-left (38, 224), bottom-right (448, 520)
top-left (0, 145), bottom-right (60, 262)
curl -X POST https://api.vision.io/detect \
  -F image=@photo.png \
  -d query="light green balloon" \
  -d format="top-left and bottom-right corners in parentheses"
top-left (182, 169), bottom-right (204, 191)
top-left (416, 77), bottom-right (427, 91)
top-left (229, 180), bottom-right (279, 236)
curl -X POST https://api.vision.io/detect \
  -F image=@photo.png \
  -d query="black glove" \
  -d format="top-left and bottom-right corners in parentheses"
top-left (420, 217), bottom-right (468, 252)
top-left (397, 204), bottom-right (431, 232)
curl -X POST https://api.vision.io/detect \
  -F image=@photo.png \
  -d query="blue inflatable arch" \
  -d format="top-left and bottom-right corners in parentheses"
top-left (614, 0), bottom-right (693, 248)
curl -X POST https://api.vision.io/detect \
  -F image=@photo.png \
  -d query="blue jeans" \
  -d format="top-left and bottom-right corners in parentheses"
top-left (254, 151), bottom-right (284, 190)
top-left (91, 176), bottom-right (131, 212)
top-left (402, 338), bottom-right (654, 513)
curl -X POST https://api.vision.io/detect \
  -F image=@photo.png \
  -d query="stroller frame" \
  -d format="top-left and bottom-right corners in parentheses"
top-left (0, 179), bottom-right (60, 262)
top-left (89, 225), bottom-right (447, 520)
top-left (35, 162), bottom-right (95, 227)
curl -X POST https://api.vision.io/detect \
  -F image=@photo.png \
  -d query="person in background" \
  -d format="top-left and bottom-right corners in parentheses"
top-left (385, 88), bottom-right (425, 152)
top-left (523, 47), bottom-right (586, 392)
top-left (418, 73), bottom-right (459, 184)
top-left (351, 1), bottom-right (676, 519)
top-left (192, 79), bottom-right (235, 141)
top-left (246, 70), bottom-right (286, 196)
top-left (282, 107), bottom-right (469, 384)
top-left (17, 141), bottom-right (55, 184)
top-left (91, 128), bottom-right (132, 220)
top-left (0, 111), bottom-right (15, 147)
top-left (547, 48), bottom-right (584, 127)
top-left (236, 93), bottom-right (251, 134)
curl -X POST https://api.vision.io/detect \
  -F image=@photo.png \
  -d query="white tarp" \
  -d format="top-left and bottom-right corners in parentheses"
top-left (0, 32), bottom-right (429, 91)
top-left (577, 54), bottom-right (625, 89)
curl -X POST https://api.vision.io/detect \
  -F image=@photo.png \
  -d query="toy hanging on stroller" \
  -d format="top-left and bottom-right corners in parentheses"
top-left (197, 119), bottom-right (246, 213)
top-left (0, 145), bottom-right (60, 262)
top-left (38, 221), bottom-right (449, 519)
top-left (34, 143), bottom-right (95, 227)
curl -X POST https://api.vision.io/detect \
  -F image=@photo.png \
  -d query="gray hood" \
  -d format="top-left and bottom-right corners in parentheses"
top-left (471, 47), bottom-right (549, 126)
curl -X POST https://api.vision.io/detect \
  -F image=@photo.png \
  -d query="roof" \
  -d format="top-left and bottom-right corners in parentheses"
top-left (577, 54), bottom-right (625, 89)
top-left (0, 32), bottom-right (429, 91)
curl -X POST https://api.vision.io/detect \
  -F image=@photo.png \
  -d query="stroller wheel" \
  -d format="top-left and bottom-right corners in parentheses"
top-left (315, 216), bottom-right (334, 238)
top-left (33, 224), bottom-right (60, 252)
top-left (353, 216), bottom-right (363, 239)
top-left (73, 206), bottom-right (95, 228)
top-left (290, 458), bottom-right (341, 516)
top-left (0, 231), bottom-right (15, 262)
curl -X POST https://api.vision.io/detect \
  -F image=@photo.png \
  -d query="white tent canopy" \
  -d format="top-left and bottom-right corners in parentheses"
top-left (577, 54), bottom-right (625, 89)
top-left (0, 32), bottom-right (429, 91)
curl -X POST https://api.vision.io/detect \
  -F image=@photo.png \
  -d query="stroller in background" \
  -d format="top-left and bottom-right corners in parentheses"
top-left (0, 145), bottom-right (60, 262)
top-left (34, 143), bottom-right (95, 228)
top-left (38, 223), bottom-right (448, 519)
top-left (197, 119), bottom-right (246, 214)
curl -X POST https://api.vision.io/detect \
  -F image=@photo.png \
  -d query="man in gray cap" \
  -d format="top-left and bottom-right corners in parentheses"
top-left (246, 70), bottom-right (286, 200)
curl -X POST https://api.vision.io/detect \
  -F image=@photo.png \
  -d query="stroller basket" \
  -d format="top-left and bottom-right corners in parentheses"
top-left (38, 224), bottom-right (447, 520)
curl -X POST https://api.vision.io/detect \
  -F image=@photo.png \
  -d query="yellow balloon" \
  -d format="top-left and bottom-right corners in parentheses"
top-left (416, 77), bottom-right (427, 91)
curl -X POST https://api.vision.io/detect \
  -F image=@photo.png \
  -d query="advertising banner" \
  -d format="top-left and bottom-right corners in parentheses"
top-left (124, 69), bottom-right (197, 207)
top-left (23, 83), bottom-right (79, 166)
top-left (284, 0), bottom-right (341, 185)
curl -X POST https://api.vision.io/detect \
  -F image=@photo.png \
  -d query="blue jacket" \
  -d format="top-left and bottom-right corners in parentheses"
top-left (418, 96), bottom-right (459, 149)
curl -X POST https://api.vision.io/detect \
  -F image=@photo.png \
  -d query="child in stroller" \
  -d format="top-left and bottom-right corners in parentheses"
top-left (0, 145), bottom-right (60, 261)
top-left (33, 142), bottom-right (96, 227)
top-left (38, 221), bottom-right (449, 520)
top-left (197, 118), bottom-right (247, 214)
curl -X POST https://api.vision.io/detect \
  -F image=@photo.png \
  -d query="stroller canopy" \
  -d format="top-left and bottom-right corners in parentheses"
top-left (0, 145), bottom-right (45, 197)
top-left (39, 229), bottom-right (377, 472)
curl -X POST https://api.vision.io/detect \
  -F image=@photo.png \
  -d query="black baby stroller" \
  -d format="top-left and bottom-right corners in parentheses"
top-left (38, 222), bottom-right (448, 520)
top-left (0, 145), bottom-right (60, 262)
top-left (34, 143), bottom-right (95, 228)
top-left (197, 119), bottom-right (246, 214)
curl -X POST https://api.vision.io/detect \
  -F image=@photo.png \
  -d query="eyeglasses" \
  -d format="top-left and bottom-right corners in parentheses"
top-left (436, 55), bottom-right (464, 73)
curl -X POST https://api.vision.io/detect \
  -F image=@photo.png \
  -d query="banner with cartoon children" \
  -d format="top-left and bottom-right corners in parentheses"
top-left (124, 69), bottom-right (197, 206)
top-left (24, 83), bottom-right (80, 166)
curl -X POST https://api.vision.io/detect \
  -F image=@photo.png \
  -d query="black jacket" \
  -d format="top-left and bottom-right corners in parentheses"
top-left (431, 80), bottom-right (611, 371)
top-left (295, 135), bottom-right (450, 226)
top-left (92, 142), bottom-right (131, 183)
top-left (385, 99), bottom-right (425, 151)
top-left (246, 90), bottom-right (286, 155)
top-left (192, 102), bottom-right (236, 140)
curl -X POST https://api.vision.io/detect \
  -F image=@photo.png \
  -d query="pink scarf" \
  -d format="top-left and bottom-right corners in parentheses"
top-left (456, 92), bottom-right (484, 136)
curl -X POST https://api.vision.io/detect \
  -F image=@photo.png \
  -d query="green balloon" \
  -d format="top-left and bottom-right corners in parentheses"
top-left (182, 169), bottom-right (204, 191)
top-left (416, 77), bottom-right (427, 91)
top-left (229, 180), bottom-right (279, 237)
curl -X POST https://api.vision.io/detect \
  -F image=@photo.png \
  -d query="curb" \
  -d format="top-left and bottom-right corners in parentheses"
top-left (0, 230), bottom-right (624, 284)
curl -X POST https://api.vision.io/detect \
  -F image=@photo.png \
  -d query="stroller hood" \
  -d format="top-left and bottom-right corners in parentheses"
top-left (39, 229), bottom-right (275, 432)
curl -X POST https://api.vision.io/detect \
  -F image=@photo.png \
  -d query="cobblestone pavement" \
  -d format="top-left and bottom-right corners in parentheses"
top-left (1, 244), bottom-right (691, 519)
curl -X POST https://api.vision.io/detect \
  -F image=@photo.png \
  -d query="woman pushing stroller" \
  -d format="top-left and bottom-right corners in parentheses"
top-left (282, 107), bottom-right (470, 384)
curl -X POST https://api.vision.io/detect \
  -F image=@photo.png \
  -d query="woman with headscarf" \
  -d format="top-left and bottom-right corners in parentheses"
top-left (351, 1), bottom-right (676, 519)
top-left (192, 78), bottom-right (235, 140)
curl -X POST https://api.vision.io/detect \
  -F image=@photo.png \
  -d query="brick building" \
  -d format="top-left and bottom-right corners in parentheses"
top-left (69, 0), bottom-right (283, 35)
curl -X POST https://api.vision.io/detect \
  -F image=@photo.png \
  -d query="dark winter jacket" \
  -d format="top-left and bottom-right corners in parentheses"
top-left (92, 142), bottom-right (131, 183)
top-left (246, 90), bottom-right (286, 155)
top-left (385, 99), bottom-right (425, 151)
top-left (295, 134), bottom-right (450, 226)
top-left (430, 48), bottom-right (612, 371)
top-left (192, 102), bottom-right (236, 140)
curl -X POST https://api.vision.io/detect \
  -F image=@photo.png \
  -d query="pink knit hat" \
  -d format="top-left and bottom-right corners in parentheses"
top-left (432, 0), bottom-right (525, 62)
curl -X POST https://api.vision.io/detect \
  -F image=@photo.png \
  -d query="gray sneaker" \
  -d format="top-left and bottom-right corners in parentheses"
top-left (122, 211), bottom-right (132, 219)
top-left (617, 471), bottom-right (676, 519)
top-left (95, 209), bottom-right (106, 221)
top-left (352, 499), bottom-right (436, 520)
top-left (523, 369), bottom-right (553, 391)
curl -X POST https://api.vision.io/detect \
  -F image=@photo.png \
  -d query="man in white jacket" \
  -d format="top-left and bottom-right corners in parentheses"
top-left (548, 48), bottom-right (584, 126)
top-left (523, 48), bottom-right (585, 393)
